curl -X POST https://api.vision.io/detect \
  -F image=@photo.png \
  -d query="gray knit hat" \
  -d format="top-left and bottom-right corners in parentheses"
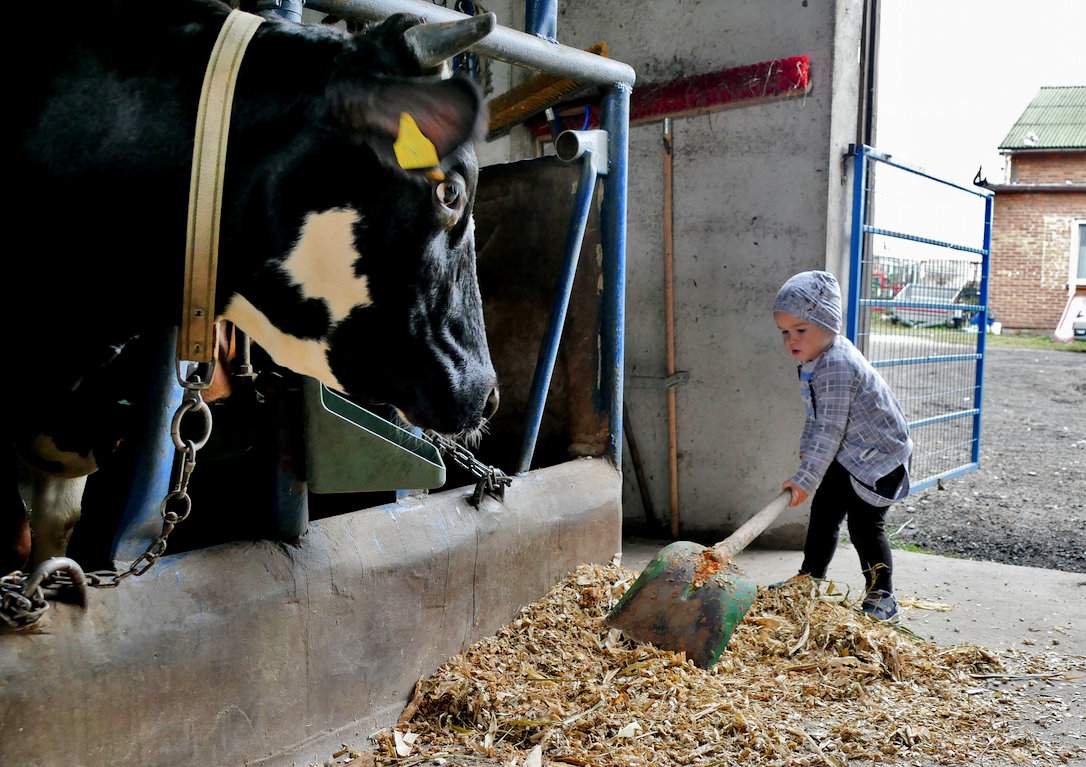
top-left (773, 270), bottom-right (842, 334)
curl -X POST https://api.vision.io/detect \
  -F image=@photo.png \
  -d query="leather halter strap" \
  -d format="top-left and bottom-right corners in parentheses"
top-left (180, 9), bottom-right (263, 363)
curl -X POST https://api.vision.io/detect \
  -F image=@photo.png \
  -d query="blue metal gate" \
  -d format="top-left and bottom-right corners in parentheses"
top-left (846, 145), bottom-right (993, 492)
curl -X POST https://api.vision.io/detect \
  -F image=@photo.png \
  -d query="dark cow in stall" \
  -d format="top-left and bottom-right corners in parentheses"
top-left (5, 0), bottom-right (499, 573)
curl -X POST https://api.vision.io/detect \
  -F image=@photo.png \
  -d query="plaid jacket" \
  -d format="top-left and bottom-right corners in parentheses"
top-left (793, 336), bottom-right (912, 499)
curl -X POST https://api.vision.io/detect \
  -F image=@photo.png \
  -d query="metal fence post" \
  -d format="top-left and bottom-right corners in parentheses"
top-left (601, 83), bottom-right (631, 468)
top-left (518, 154), bottom-right (600, 474)
top-left (525, 0), bottom-right (557, 40)
top-left (971, 193), bottom-right (993, 465)
top-left (846, 145), bottom-right (868, 343)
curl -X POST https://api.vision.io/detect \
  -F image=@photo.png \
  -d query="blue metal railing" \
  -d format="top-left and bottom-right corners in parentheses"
top-left (525, 0), bottom-right (557, 40)
top-left (862, 227), bottom-right (988, 257)
top-left (869, 353), bottom-right (981, 369)
top-left (971, 194), bottom-right (993, 466)
top-left (518, 145), bottom-right (600, 473)
top-left (846, 144), bottom-right (992, 493)
top-left (601, 85), bottom-right (631, 468)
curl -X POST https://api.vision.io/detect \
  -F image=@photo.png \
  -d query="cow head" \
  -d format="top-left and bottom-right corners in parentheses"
top-left (222, 13), bottom-right (499, 437)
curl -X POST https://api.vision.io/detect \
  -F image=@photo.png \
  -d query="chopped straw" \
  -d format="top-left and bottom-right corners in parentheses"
top-left (366, 564), bottom-right (1082, 766)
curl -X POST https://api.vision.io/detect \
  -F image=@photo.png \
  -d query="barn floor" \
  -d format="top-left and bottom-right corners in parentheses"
top-left (318, 543), bottom-right (1085, 765)
top-left (622, 540), bottom-right (1086, 765)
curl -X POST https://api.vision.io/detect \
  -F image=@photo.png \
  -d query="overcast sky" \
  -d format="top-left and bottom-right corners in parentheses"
top-left (869, 0), bottom-right (1085, 250)
top-left (876, 0), bottom-right (1086, 184)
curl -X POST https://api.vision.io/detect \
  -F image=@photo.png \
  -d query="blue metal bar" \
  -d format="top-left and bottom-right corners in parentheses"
top-left (860, 299), bottom-right (985, 312)
top-left (525, 0), bottom-right (557, 40)
top-left (971, 195), bottom-right (993, 464)
top-left (870, 353), bottom-right (981, 369)
top-left (113, 329), bottom-right (185, 560)
top-left (909, 462), bottom-right (979, 493)
top-left (863, 226), bottom-right (988, 257)
top-left (601, 84), bottom-right (630, 468)
top-left (908, 408), bottom-right (979, 430)
top-left (862, 145), bottom-right (992, 199)
top-left (253, 0), bottom-right (305, 22)
top-left (517, 154), bottom-right (599, 474)
top-left (846, 146), bottom-right (868, 341)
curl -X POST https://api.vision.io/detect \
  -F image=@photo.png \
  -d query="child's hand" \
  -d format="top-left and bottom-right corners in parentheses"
top-left (782, 480), bottom-right (808, 508)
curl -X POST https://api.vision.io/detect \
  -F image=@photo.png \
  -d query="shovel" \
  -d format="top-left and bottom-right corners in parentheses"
top-left (606, 491), bottom-right (791, 668)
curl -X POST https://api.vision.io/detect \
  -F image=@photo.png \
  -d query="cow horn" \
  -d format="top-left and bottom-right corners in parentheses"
top-left (403, 12), bottom-right (496, 70)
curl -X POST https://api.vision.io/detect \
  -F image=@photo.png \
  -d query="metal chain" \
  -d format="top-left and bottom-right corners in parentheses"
top-left (81, 380), bottom-right (211, 589)
top-left (0, 557), bottom-right (88, 629)
top-left (0, 572), bottom-right (50, 629)
top-left (423, 433), bottom-right (512, 507)
top-left (1, 366), bottom-right (213, 628)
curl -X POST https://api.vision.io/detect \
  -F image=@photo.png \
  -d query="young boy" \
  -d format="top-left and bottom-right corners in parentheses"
top-left (774, 270), bottom-right (912, 621)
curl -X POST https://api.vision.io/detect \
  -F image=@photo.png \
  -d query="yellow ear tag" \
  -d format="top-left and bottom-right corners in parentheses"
top-left (393, 112), bottom-right (440, 171)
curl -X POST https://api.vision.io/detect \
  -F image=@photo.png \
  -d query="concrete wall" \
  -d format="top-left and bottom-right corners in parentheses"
top-left (548, 0), bottom-right (865, 541)
top-left (0, 459), bottom-right (621, 767)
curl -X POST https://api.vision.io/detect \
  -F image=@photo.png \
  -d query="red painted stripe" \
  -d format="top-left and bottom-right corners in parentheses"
top-left (631, 55), bottom-right (810, 123)
top-left (527, 55), bottom-right (811, 137)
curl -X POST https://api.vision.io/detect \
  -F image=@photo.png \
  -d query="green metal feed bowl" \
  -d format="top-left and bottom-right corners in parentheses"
top-left (606, 541), bottom-right (758, 669)
top-left (303, 379), bottom-right (445, 493)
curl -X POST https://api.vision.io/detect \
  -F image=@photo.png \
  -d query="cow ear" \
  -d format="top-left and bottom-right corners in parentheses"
top-left (330, 76), bottom-right (485, 171)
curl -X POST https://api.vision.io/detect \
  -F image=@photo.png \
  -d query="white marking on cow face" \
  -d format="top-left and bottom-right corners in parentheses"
top-left (281, 208), bottom-right (372, 323)
top-left (222, 294), bottom-right (344, 390)
top-left (27, 434), bottom-right (98, 477)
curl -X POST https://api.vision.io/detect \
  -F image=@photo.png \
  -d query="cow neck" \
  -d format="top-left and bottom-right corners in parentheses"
top-left (179, 8), bottom-right (263, 365)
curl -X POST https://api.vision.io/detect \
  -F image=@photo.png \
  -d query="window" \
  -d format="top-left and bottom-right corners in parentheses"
top-left (1075, 221), bottom-right (1086, 286)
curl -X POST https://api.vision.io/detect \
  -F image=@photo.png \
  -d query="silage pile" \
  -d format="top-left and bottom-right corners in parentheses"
top-left (371, 564), bottom-right (1076, 766)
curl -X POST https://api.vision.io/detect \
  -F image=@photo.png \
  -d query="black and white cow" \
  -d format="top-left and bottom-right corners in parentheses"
top-left (6, 0), bottom-right (499, 573)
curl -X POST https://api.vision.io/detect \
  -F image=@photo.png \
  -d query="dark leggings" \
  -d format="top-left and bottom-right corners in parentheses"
top-left (800, 461), bottom-right (903, 594)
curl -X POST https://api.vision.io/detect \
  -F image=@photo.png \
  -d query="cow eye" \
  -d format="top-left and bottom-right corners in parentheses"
top-left (435, 177), bottom-right (463, 208)
top-left (433, 173), bottom-right (466, 229)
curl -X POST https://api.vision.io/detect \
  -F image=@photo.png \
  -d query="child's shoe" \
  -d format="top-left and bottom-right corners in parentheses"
top-left (861, 589), bottom-right (899, 622)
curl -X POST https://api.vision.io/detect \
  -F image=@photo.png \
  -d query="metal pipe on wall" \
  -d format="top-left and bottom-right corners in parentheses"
top-left (305, 0), bottom-right (635, 86)
top-left (662, 118), bottom-right (680, 538)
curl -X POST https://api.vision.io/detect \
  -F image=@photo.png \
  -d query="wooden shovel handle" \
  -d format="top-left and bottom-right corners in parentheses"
top-left (712, 491), bottom-right (792, 561)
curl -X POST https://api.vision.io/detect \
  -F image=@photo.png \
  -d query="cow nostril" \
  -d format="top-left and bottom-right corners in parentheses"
top-left (483, 387), bottom-right (500, 420)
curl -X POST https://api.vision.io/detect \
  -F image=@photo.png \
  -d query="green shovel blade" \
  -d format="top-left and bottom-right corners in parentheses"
top-left (606, 541), bottom-right (758, 669)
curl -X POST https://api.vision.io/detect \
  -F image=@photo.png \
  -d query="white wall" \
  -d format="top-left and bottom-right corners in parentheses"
top-left (547, 0), bottom-right (865, 541)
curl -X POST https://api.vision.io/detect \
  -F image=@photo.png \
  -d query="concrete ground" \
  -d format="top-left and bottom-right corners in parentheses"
top-left (622, 540), bottom-right (1086, 763)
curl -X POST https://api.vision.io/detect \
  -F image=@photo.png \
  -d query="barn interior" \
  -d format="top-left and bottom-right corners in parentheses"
top-left (2, 2), bottom-right (877, 766)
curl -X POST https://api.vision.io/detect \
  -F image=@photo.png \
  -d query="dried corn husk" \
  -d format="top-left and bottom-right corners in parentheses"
top-left (358, 565), bottom-right (1083, 766)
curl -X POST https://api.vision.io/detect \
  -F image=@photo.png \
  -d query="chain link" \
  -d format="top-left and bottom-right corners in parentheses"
top-left (1, 371), bottom-right (212, 627)
top-left (1, 557), bottom-right (87, 629)
top-left (0, 572), bottom-right (49, 629)
top-left (423, 433), bottom-right (512, 507)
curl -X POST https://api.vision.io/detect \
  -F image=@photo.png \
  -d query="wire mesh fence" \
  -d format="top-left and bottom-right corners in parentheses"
top-left (847, 147), bottom-right (992, 491)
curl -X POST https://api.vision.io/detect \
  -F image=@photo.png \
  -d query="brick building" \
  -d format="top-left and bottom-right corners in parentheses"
top-left (985, 86), bottom-right (1086, 333)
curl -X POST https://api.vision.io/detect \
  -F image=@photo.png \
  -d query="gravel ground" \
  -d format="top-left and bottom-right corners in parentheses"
top-left (885, 345), bottom-right (1086, 573)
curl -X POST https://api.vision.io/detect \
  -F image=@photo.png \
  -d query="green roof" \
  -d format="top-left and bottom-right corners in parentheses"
top-left (999, 86), bottom-right (1086, 151)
